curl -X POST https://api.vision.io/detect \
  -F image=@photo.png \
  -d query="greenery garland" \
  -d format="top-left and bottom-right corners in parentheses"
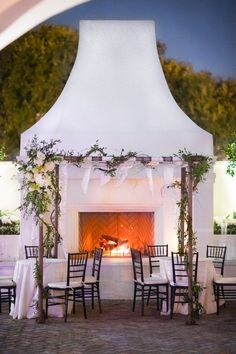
top-left (95, 150), bottom-right (138, 176)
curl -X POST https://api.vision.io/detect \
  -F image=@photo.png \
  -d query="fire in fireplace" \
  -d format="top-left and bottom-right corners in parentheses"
top-left (99, 234), bottom-right (130, 256)
top-left (79, 212), bottom-right (154, 256)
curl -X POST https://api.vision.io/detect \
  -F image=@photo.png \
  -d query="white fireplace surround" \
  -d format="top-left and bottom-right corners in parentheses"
top-left (62, 162), bottom-right (175, 248)
top-left (56, 163), bottom-right (214, 259)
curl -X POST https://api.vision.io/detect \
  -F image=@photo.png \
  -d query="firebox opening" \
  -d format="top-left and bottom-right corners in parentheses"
top-left (79, 212), bottom-right (154, 256)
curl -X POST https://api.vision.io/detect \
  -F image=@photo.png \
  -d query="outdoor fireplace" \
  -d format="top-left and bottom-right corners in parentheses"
top-left (79, 212), bottom-right (154, 256)
top-left (19, 20), bottom-right (213, 261)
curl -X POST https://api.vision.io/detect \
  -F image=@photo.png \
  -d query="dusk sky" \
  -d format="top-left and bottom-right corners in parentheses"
top-left (46, 0), bottom-right (236, 79)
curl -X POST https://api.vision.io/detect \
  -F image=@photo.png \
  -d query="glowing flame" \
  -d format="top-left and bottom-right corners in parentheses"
top-left (110, 245), bottom-right (130, 256)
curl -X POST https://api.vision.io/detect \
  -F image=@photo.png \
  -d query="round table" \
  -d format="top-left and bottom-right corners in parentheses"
top-left (10, 258), bottom-right (67, 319)
top-left (159, 258), bottom-right (218, 314)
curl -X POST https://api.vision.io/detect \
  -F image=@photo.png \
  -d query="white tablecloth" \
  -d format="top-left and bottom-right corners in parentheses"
top-left (10, 258), bottom-right (67, 319)
top-left (159, 258), bottom-right (218, 314)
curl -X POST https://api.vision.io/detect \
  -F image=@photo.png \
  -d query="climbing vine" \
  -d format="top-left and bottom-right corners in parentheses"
top-left (171, 149), bottom-right (212, 322)
top-left (171, 149), bottom-right (212, 253)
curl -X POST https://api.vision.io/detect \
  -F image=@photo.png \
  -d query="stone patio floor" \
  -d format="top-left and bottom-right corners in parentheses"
top-left (0, 300), bottom-right (236, 354)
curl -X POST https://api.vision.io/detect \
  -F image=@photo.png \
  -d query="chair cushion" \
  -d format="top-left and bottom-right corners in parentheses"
top-left (150, 273), bottom-right (162, 279)
top-left (84, 275), bottom-right (97, 284)
top-left (214, 277), bottom-right (236, 285)
top-left (0, 279), bottom-right (15, 287)
top-left (0, 275), bottom-right (13, 280)
top-left (143, 276), bottom-right (168, 286)
top-left (170, 279), bottom-right (188, 287)
top-left (213, 273), bottom-right (223, 281)
top-left (47, 281), bottom-right (83, 289)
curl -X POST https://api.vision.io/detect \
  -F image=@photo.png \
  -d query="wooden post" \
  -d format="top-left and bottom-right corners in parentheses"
top-left (37, 221), bottom-right (45, 323)
top-left (180, 167), bottom-right (186, 253)
top-left (186, 161), bottom-right (194, 324)
top-left (52, 164), bottom-right (59, 258)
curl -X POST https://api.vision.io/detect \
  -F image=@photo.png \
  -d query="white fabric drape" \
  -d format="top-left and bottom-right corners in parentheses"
top-left (145, 167), bottom-right (154, 195)
top-left (81, 163), bottom-right (92, 194)
top-left (116, 160), bottom-right (134, 186)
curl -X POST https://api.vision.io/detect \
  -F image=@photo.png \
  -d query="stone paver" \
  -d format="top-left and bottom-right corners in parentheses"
top-left (0, 300), bottom-right (236, 354)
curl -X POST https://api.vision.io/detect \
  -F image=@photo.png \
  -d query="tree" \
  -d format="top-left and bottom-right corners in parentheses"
top-left (0, 25), bottom-right (236, 159)
top-left (0, 25), bottom-right (78, 158)
top-left (162, 59), bottom-right (236, 158)
top-left (225, 134), bottom-right (236, 176)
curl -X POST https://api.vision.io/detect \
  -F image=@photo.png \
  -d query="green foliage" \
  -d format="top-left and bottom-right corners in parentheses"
top-left (227, 223), bottom-right (236, 234)
top-left (33, 258), bottom-right (41, 287)
top-left (171, 151), bottom-right (211, 323)
top-left (156, 40), bottom-right (167, 59)
top-left (224, 134), bottom-right (236, 176)
top-left (0, 222), bottom-right (20, 235)
top-left (214, 221), bottom-right (236, 234)
top-left (0, 25), bottom-right (78, 158)
top-left (171, 150), bottom-right (212, 253)
top-left (191, 282), bottom-right (204, 320)
top-left (16, 135), bottom-right (62, 219)
top-left (16, 136), bottom-right (62, 252)
top-left (43, 224), bottom-right (55, 257)
top-left (0, 147), bottom-right (5, 160)
top-left (184, 281), bottom-right (204, 321)
top-left (65, 141), bottom-right (144, 177)
top-left (175, 194), bottom-right (189, 253)
top-left (162, 60), bottom-right (236, 158)
top-left (214, 221), bottom-right (221, 234)
top-left (175, 149), bottom-right (213, 190)
top-left (96, 150), bottom-right (137, 176)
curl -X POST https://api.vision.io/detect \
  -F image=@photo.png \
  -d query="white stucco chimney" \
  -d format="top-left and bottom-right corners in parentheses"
top-left (21, 20), bottom-right (213, 157)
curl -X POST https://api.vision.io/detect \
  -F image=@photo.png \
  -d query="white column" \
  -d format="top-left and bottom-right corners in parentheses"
top-left (155, 166), bottom-right (179, 251)
top-left (63, 165), bottom-right (80, 253)
top-left (58, 162), bottom-right (69, 258)
top-left (194, 167), bottom-right (215, 258)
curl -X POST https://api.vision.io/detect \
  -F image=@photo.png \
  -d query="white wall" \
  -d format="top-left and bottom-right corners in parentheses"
top-left (0, 161), bottom-right (20, 215)
top-left (194, 168), bottom-right (214, 257)
top-left (214, 161), bottom-right (236, 219)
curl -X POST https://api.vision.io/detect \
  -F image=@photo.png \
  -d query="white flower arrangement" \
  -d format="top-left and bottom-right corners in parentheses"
top-left (16, 136), bottom-right (63, 252)
top-left (0, 210), bottom-right (20, 235)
